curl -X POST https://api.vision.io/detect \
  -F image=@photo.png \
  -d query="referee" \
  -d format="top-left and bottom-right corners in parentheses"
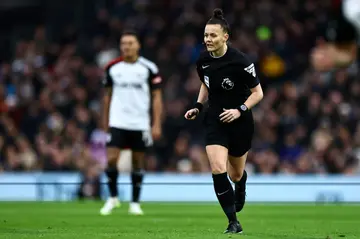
top-left (184, 9), bottom-right (264, 234)
top-left (100, 30), bottom-right (163, 216)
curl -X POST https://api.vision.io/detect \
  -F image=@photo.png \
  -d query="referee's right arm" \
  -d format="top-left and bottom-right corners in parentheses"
top-left (195, 63), bottom-right (208, 105)
top-left (184, 64), bottom-right (209, 120)
top-left (197, 83), bottom-right (208, 105)
top-left (102, 66), bottom-right (113, 132)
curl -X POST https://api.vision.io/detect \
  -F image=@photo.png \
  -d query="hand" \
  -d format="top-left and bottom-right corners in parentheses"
top-left (310, 39), bottom-right (336, 71)
top-left (219, 108), bottom-right (241, 123)
top-left (152, 124), bottom-right (162, 141)
top-left (184, 108), bottom-right (199, 120)
top-left (311, 47), bottom-right (335, 71)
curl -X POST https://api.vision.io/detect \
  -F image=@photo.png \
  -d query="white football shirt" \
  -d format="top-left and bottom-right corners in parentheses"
top-left (343, 0), bottom-right (360, 37)
top-left (103, 56), bottom-right (162, 131)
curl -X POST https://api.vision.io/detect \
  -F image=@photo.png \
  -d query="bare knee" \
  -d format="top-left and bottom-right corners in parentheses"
top-left (229, 170), bottom-right (244, 183)
top-left (206, 145), bottom-right (228, 174)
top-left (210, 161), bottom-right (227, 174)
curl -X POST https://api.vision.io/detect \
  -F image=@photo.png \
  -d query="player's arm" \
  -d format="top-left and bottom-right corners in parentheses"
top-left (243, 63), bottom-right (263, 110)
top-left (184, 63), bottom-right (209, 120)
top-left (195, 62), bottom-right (209, 106)
top-left (102, 67), bottom-right (113, 132)
top-left (185, 83), bottom-right (208, 120)
top-left (197, 83), bottom-right (209, 105)
top-left (244, 84), bottom-right (263, 110)
top-left (149, 71), bottom-right (163, 140)
top-left (152, 88), bottom-right (163, 131)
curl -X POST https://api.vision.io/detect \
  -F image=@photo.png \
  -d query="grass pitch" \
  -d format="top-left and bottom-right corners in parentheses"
top-left (0, 202), bottom-right (359, 239)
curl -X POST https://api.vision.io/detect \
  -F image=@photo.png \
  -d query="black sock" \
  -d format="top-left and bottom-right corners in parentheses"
top-left (105, 167), bottom-right (118, 197)
top-left (131, 170), bottom-right (144, 203)
top-left (235, 170), bottom-right (247, 192)
top-left (212, 172), bottom-right (237, 223)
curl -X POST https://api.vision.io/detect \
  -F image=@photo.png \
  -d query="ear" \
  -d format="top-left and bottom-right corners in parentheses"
top-left (224, 33), bottom-right (229, 42)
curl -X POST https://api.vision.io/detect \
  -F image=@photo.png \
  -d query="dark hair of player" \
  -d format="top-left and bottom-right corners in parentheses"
top-left (121, 29), bottom-right (140, 41)
top-left (207, 8), bottom-right (230, 34)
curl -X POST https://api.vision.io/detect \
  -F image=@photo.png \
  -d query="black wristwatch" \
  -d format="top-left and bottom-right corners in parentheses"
top-left (237, 104), bottom-right (248, 113)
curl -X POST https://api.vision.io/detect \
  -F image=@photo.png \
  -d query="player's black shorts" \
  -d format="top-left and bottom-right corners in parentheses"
top-left (106, 127), bottom-right (153, 152)
top-left (204, 110), bottom-right (254, 157)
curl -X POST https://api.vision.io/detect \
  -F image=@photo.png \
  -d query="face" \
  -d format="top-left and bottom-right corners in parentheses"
top-left (204, 24), bottom-right (228, 52)
top-left (120, 35), bottom-right (140, 59)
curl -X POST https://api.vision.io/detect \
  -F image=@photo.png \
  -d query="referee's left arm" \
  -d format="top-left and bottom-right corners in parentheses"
top-left (243, 62), bottom-right (263, 110)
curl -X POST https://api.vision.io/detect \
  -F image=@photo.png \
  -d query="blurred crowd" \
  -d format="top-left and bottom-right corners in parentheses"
top-left (0, 0), bottom-right (359, 175)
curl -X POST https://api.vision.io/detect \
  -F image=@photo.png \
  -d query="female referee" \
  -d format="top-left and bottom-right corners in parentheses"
top-left (184, 8), bottom-right (264, 234)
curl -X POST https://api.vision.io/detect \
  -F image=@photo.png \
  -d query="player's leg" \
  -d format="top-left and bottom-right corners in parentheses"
top-left (206, 144), bottom-right (242, 234)
top-left (204, 121), bottom-right (242, 234)
top-left (128, 130), bottom-right (151, 215)
top-left (227, 152), bottom-right (248, 213)
top-left (227, 118), bottom-right (254, 214)
top-left (129, 151), bottom-right (145, 215)
top-left (100, 147), bottom-right (121, 215)
top-left (100, 128), bottom-right (125, 215)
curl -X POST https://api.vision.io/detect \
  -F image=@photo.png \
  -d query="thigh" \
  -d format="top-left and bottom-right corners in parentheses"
top-left (205, 120), bottom-right (229, 149)
top-left (228, 117), bottom-right (254, 157)
top-left (132, 151), bottom-right (145, 169)
top-left (206, 145), bottom-right (228, 174)
top-left (106, 147), bottom-right (121, 165)
top-left (106, 127), bottom-right (129, 149)
top-left (128, 130), bottom-right (153, 152)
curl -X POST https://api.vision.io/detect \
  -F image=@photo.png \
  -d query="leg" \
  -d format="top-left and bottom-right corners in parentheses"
top-left (228, 152), bottom-right (248, 212)
top-left (205, 122), bottom-right (242, 233)
top-left (100, 127), bottom-right (127, 216)
top-left (206, 145), bottom-right (239, 228)
top-left (131, 151), bottom-right (145, 203)
top-left (227, 114), bottom-right (254, 213)
top-left (105, 147), bottom-right (121, 198)
top-left (100, 146), bottom-right (121, 215)
top-left (128, 130), bottom-right (151, 215)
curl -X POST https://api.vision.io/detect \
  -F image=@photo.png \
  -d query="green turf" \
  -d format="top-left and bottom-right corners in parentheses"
top-left (0, 202), bottom-right (359, 239)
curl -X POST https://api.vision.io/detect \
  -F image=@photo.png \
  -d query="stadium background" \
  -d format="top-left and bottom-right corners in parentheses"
top-left (0, 0), bottom-right (359, 202)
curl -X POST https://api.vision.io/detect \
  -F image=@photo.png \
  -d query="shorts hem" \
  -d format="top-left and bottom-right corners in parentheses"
top-left (228, 147), bottom-right (251, 157)
top-left (205, 142), bottom-right (228, 149)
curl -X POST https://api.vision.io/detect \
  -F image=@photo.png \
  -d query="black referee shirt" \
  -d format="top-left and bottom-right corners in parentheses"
top-left (196, 46), bottom-right (260, 116)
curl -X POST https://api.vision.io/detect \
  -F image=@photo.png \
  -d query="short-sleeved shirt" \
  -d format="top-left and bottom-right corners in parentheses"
top-left (196, 46), bottom-right (260, 118)
top-left (103, 56), bottom-right (162, 131)
top-left (327, 0), bottom-right (360, 44)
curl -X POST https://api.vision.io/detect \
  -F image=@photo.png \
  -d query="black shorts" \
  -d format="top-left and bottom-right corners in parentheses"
top-left (204, 111), bottom-right (254, 157)
top-left (106, 127), bottom-right (153, 152)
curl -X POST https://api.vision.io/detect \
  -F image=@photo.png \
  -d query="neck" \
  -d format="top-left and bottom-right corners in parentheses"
top-left (211, 44), bottom-right (227, 58)
top-left (124, 55), bottom-right (138, 63)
